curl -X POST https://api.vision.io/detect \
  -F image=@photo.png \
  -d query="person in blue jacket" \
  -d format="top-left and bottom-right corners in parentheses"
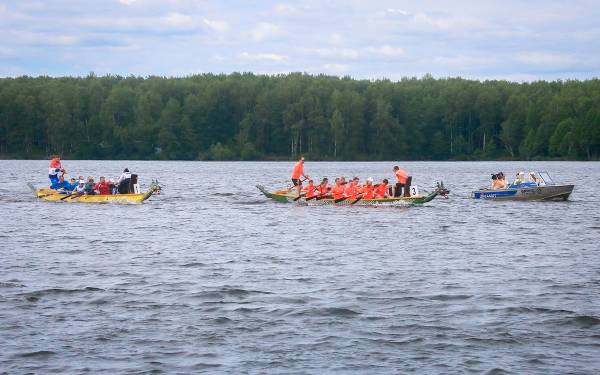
top-left (50, 176), bottom-right (72, 192)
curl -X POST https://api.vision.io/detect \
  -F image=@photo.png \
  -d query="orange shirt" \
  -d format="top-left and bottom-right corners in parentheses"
top-left (331, 185), bottom-right (346, 200)
top-left (302, 184), bottom-right (315, 198)
top-left (345, 184), bottom-right (359, 199)
top-left (291, 162), bottom-right (304, 179)
top-left (317, 184), bottom-right (329, 196)
top-left (395, 169), bottom-right (408, 184)
top-left (361, 185), bottom-right (375, 199)
top-left (374, 184), bottom-right (388, 198)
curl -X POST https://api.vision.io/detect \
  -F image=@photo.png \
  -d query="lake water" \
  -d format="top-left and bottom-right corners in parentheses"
top-left (1, 160), bottom-right (599, 374)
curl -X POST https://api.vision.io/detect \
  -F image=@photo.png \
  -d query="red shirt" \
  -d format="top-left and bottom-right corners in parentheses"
top-left (95, 182), bottom-right (110, 195)
top-left (395, 169), bottom-right (408, 184)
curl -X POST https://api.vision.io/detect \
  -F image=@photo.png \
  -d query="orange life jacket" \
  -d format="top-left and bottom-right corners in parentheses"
top-left (374, 184), bottom-right (388, 198)
top-left (331, 185), bottom-right (346, 200)
top-left (302, 184), bottom-right (315, 198)
top-left (395, 169), bottom-right (408, 184)
top-left (361, 185), bottom-right (375, 199)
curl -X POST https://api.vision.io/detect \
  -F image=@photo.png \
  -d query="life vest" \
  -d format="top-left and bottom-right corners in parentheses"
top-left (395, 169), bottom-right (408, 184)
top-left (374, 184), bottom-right (388, 198)
top-left (317, 184), bottom-right (329, 196)
top-left (345, 184), bottom-right (359, 199)
top-left (302, 184), bottom-right (315, 198)
top-left (331, 185), bottom-right (345, 200)
top-left (361, 185), bottom-right (375, 199)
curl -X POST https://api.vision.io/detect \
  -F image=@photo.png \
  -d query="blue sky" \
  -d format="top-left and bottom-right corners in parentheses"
top-left (1, 0), bottom-right (599, 81)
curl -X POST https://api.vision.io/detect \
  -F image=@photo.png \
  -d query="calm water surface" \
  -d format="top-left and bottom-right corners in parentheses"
top-left (1, 161), bottom-right (599, 374)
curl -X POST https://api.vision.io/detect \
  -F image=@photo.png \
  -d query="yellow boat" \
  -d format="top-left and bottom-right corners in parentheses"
top-left (28, 181), bottom-right (161, 204)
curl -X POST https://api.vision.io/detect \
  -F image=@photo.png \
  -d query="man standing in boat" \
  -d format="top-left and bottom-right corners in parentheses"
top-left (392, 166), bottom-right (412, 197)
top-left (48, 155), bottom-right (65, 185)
top-left (291, 157), bottom-right (309, 197)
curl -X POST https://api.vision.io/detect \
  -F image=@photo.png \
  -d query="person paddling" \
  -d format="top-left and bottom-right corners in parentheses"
top-left (361, 177), bottom-right (375, 199)
top-left (291, 157), bottom-right (309, 197)
top-left (374, 179), bottom-right (389, 198)
top-left (392, 166), bottom-right (411, 197)
top-left (315, 178), bottom-right (330, 199)
top-left (302, 179), bottom-right (317, 199)
top-left (331, 178), bottom-right (346, 200)
top-left (345, 177), bottom-right (361, 200)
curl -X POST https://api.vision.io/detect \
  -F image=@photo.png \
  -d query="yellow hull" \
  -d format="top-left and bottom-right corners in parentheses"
top-left (30, 184), bottom-right (159, 204)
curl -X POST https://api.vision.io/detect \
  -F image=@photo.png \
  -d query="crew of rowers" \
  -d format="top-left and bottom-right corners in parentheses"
top-left (48, 156), bottom-right (135, 195)
top-left (491, 171), bottom-right (543, 189)
top-left (291, 157), bottom-right (413, 200)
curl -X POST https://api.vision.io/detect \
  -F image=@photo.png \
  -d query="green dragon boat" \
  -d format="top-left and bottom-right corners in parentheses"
top-left (256, 182), bottom-right (448, 207)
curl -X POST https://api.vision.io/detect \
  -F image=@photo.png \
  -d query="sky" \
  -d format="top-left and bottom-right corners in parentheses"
top-left (1, 0), bottom-right (599, 81)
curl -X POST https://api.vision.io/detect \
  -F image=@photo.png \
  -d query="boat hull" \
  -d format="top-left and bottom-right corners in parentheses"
top-left (29, 183), bottom-right (159, 204)
top-left (256, 184), bottom-right (444, 206)
top-left (471, 184), bottom-right (574, 201)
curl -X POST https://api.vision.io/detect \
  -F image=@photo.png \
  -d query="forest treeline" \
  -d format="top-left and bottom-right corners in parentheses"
top-left (1, 73), bottom-right (599, 160)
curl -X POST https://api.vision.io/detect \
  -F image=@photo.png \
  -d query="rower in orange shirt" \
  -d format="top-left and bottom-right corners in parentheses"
top-left (315, 178), bottom-right (330, 198)
top-left (345, 177), bottom-right (360, 200)
top-left (374, 179), bottom-right (389, 198)
top-left (392, 165), bottom-right (412, 197)
top-left (361, 177), bottom-right (375, 199)
top-left (331, 178), bottom-right (346, 200)
top-left (291, 156), bottom-right (308, 196)
top-left (302, 179), bottom-right (316, 199)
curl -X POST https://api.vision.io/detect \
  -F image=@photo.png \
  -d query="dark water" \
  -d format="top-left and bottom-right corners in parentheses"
top-left (1, 160), bottom-right (599, 374)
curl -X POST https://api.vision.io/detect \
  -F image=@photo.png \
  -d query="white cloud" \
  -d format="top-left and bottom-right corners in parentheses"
top-left (163, 13), bottom-right (195, 28)
top-left (367, 45), bottom-right (404, 57)
top-left (202, 18), bottom-right (228, 32)
top-left (305, 47), bottom-right (360, 60)
top-left (239, 52), bottom-right (288, 62)
top-left (250, 22), bottom-right (281, 41)
top-left (386, 8), bottom-right (410, 16)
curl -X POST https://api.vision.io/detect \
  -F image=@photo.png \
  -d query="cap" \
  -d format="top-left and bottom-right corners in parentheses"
top-left (79, 180), bottom-right (85, 184)
top-left (367, 177), bottom-right (374, 183)
top-left (529, 171), bottom-right (536, 175)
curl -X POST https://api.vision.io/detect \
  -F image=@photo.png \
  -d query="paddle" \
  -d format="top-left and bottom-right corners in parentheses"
top-left (350, 194), bottom-right (364, 205)
top-left (60, 192), bottom-right (80, 201)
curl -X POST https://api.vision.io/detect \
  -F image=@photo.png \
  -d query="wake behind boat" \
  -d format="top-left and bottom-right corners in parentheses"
top-left (471, 171), bottom-right (574, 201)
top-left (257, 182), bottom-right (448, 207)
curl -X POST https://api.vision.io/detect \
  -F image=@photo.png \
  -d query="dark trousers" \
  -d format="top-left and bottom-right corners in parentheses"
top-left (394, 176), bottom-right (412, 197)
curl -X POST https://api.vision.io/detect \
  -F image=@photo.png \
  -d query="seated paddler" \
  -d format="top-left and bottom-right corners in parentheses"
top-left (50, 175), bottom-right (71, 192)
top-left (302, 179), bottom-right (316, 199)
top-left (316, 178), bottom-right (330, 198)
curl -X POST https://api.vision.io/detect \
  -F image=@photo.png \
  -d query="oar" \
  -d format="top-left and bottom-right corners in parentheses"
top-left (334, 196), bottom-right (348, 203)
top-left (60, 192), bottom-right (80, 201)
top-left (350, 194), bottom-right (364, 205)
top-left (293, 192), bottom-right (306, 201)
